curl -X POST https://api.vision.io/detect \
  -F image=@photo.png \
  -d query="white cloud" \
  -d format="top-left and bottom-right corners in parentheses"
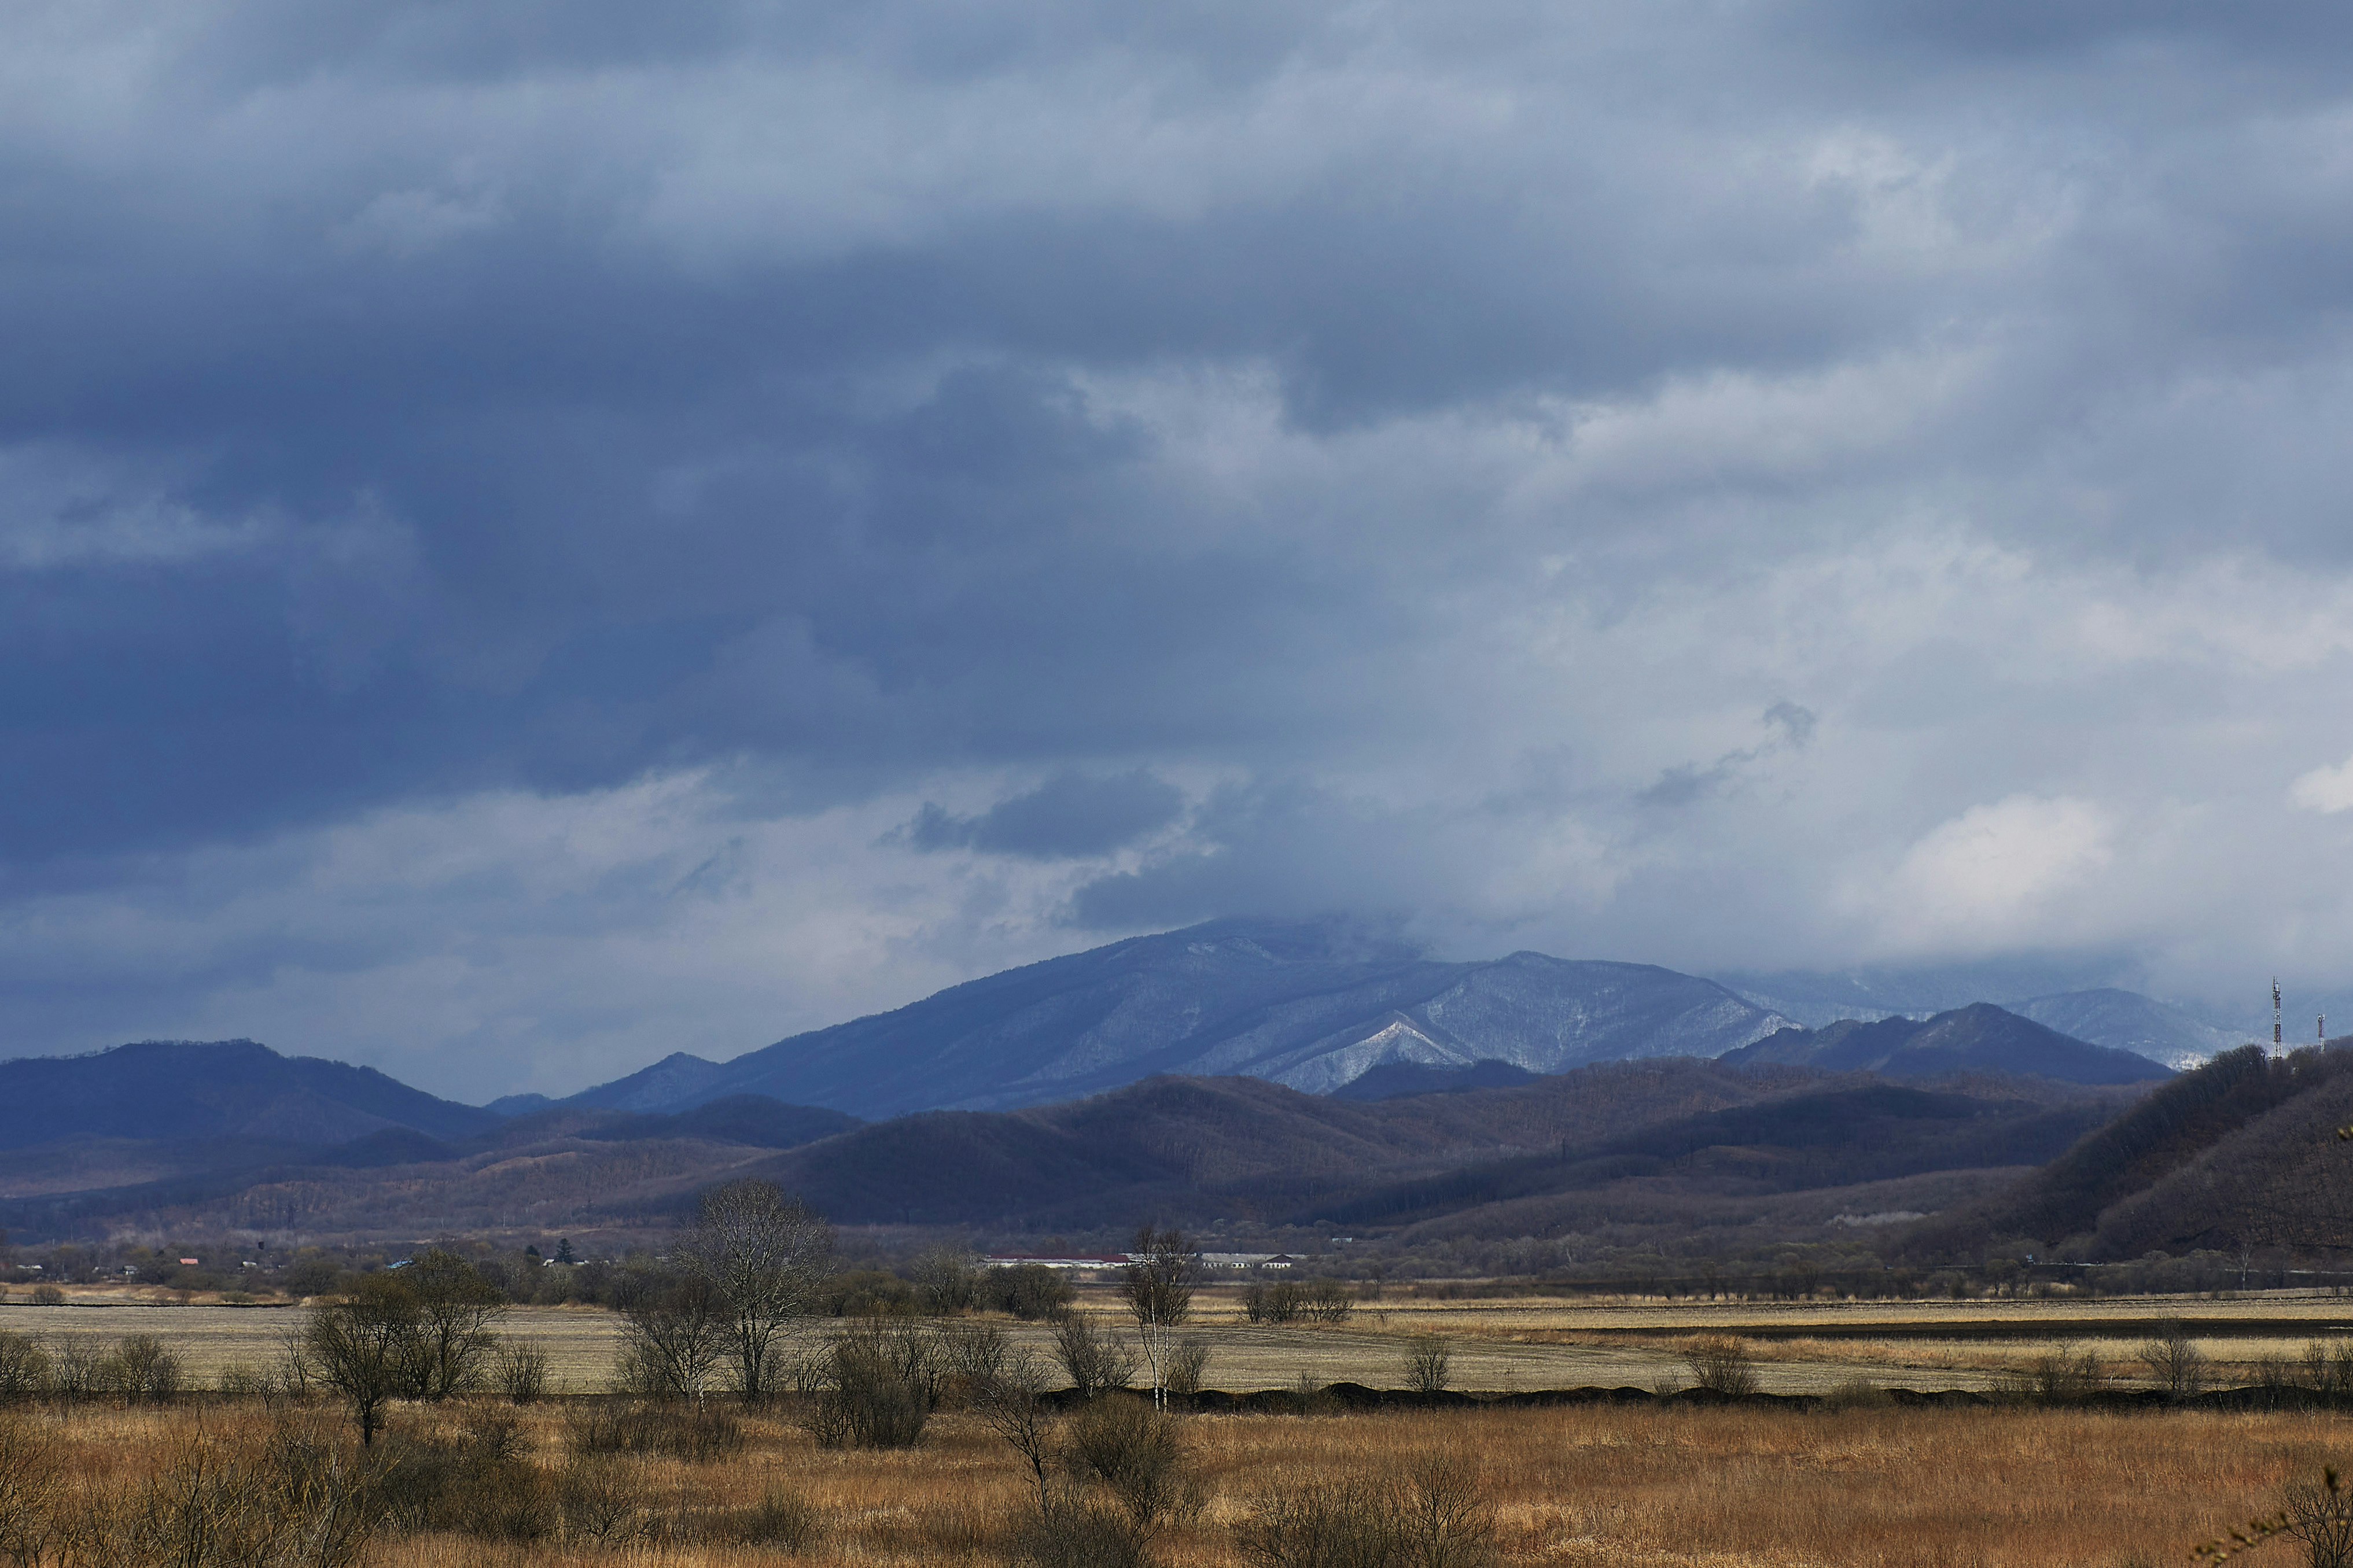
top-left (2292, 755), bottom-right (2353, 814)
top-left (1897, 793), bottom-right (2114, 910)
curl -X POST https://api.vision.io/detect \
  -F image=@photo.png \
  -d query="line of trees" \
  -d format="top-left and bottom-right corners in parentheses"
top-left (303, 1249), bottom-right (508, 1443)
top-left (307, 1182), bottom-right (833, 1440)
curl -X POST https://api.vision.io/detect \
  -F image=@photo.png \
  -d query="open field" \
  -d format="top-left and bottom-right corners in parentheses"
top-left (20, 1290), bottom-right (2353, 1394)
top-left (8, 1395), bottom-right (2353, 1565)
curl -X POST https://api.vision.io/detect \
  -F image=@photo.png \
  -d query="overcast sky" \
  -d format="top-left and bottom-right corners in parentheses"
top-left (8, 1), bottom-right (2353, 1101)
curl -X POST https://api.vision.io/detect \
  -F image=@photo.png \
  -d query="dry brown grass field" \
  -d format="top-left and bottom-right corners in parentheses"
top-left (6, 1394), bottom-right (2351, 1566)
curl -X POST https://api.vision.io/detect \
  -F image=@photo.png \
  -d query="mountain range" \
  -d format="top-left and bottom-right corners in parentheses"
top-left (1718, 1004), bottom-right (2172, 1084)
top-left (0, 1039), bottom-right (499, 1152)
top-left (547, 919), bottom-right (2221, 1119)
top-left (23, 916), bottom-right (2327, 1257)
top-left (1719, 964), bottom-right (2251, 1068)
top-left (0, 1050), bottom-right (2135, 1250)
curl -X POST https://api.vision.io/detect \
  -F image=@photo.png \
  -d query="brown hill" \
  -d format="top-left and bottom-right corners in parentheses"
top-left (1901, 1042), bottom-right (2353, 1259)
top-left (0, 1058), bottom-right (1810, 1242)
top-left (1, 1058), bottom-right (2153, 1256)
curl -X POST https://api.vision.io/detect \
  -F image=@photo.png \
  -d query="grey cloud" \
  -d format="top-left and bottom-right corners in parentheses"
top-left (908, 770), bottom-right (1185, 859)
top-left (8, 1), bottom-right (2353, 1091)
top-left (1638, 703), bottom-right (1817, 809)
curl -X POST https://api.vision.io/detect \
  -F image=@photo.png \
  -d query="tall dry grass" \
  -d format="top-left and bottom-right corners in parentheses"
top-left (0, 1392), bottom-right (2345, 1565)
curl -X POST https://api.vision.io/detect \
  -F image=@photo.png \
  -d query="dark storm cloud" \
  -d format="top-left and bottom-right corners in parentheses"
top-left (9, 0), bottom-right (2353, 1094)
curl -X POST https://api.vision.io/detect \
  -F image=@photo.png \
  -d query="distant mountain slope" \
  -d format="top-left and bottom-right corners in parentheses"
top-left (1910, 1042), bottom-right (2353, 1259)
top-left (0, 1054), bottom-right (2149, 1248)
top-left (2010, 990), bottom-right (2244, 1070)
top-left (1719, 962), bottom-right (2244, 1068)
top-left (559, 918), bottom-right (1794, 1119)
top-left (704, 1061), bottom-right (1813, 1227)
top-left (1331, 1060), bottom-right (1537, 1100)
top-left (1323, 1081), bottom-right (2130, 1233)
top-left (0, 1092), bottom-right (854, 1241)
top-left (1717, 960), bottom-right (2132, 1028)
top-left (573, 1095), bottom-right (859, 1149)
top-left (0, 1056), bottom-right (1802, 1241)
top-left (1718, 1005), bottom-right (2172, 1085)
top-left (0, 1040), bottom-right (499, 1152)
top-left (726, 1058), bottom-right (2130, 1231)
top-left (563, 1052), bottom-right (730, 1115)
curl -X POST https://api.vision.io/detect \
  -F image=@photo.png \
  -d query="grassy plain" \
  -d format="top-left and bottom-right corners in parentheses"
top-left (11, 1396), bottom-right (2353, 1566)
top-left (17, 1288), bottom-right (2353, 1393)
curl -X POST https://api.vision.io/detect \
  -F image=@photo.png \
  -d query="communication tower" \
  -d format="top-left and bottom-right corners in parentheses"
top-left (2275, 978), bottom-right (2284, 1052)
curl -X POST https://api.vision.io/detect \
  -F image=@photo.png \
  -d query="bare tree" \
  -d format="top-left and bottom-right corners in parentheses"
top-left (971, 1351), bottom-right (1059, 1510)
top-left (401, 1249), bottom-right (506, 1400)
top-left (676, 1180), bottom-right (833, 1403)
top-left (617, 1271), bottom-right (730, 1402)
top-left (1402, 1334), bottom-right (1453, 1395)
top-left (913, 1245), bottom-right (981, 1314)
top-left (1122, 1225), bottom-right (1197, 1411)
top-left (1052, 1311), bottom-right (1137, 1400)
top-left (2140, 1320), bottom-right (2208, 1400)
top-left (304, 1274), bottom-right (419, 1444)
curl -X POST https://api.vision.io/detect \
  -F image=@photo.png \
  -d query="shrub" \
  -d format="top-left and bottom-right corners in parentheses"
top-left (46, 1339), bottom-right (104, 1400)
top-left (86, 1419), bottom-right (384, 1567)
top-left (1292, 1371), bottom-right (1339, 1416)
top-left (2283, 1467), bottom-right (2353, 1568)
top-left (1165, 1337), bottom-right (1211, 1401)
top-left (941, 1317), bottom-right (1012, 1403)
top-left (1401, 1335), bottom-right (1452, 1395)
top-left (397, 1249), bottom-right (507, 1400)
top-left (1301, 1280), bottom-right (1356, 1325)
top-left (726, 1488), bottom-right (826, 1551)
top-left (305, 1275), bottom-right (420, 1443)
top-left (216, 1359), bottom-right (284, 1401)
top-left (375, 1414), bottom-right (550, 1539)
top-left (1010, 1494), bottom-right (1157, 1568)
top-left (818, 1268), bottom-right (919, 1318)
top-left (1998, 1344), bottom-right (2104, 1405)
top-left (0, 1412), bottom-right (62, 1566)
top-left (555, 1454), bottom-right (655, 1545)
top-left (1064, 1397), bottom-right (1192, 1528)
top-left (973, 1352), bottom-right (1060, 1509)
top-left (27, 1286), bottom-right (62, 1307)
top-left (1244, 1281), bottom-right (1303, 1325)
top-left (1390, 1452), bottom-right (1496, 1568)
top-left (1680, 1335), bottom-right (1758, 1396)
top-left (986, 1264), bottom-right (1078, 1320)
top-left (565, 1399), bottom-right (745, 1460)
top-left (1236, 1457), bottom-right (1495, 1568)
top-left (1234, 1475), bottom-right (1398, 1567)
top-left (1054, 1314), bottom-right (1137, 1400)
top-left (915, 1246), bottom-right (982, 1314)
top-left (1818, 1376), bottom-right (1893, 1411)
top-left (798, 1319), bottom-right (943, 1449)
top-left (614, 1272), bottom-right (727, 1403)
top-left (2140, 1322), bottom-right (2207, 1400)
top-left (0, 1331), bottom-right (49, 1401)
top-left (495, 1338), bottom-right (553, 1404)
top-left (108, 1333), bottom-right (185, 1404)
top-left (2303, 1338), bottom-right (2353, 1399)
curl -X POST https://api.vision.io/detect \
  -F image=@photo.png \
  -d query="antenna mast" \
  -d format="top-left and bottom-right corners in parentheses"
top-left (2274, 979), bottom-right (2284, 1052)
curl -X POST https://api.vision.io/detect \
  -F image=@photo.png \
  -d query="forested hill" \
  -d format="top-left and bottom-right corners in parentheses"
top-left (1719, 1003), bottom-right (2171, 1084)
top-left (1903, 1041), bottom-right (2353, 1259)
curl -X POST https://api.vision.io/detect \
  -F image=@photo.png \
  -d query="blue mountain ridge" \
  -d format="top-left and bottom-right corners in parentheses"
top-left (550, 918), bottom-right (2171, 1120)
